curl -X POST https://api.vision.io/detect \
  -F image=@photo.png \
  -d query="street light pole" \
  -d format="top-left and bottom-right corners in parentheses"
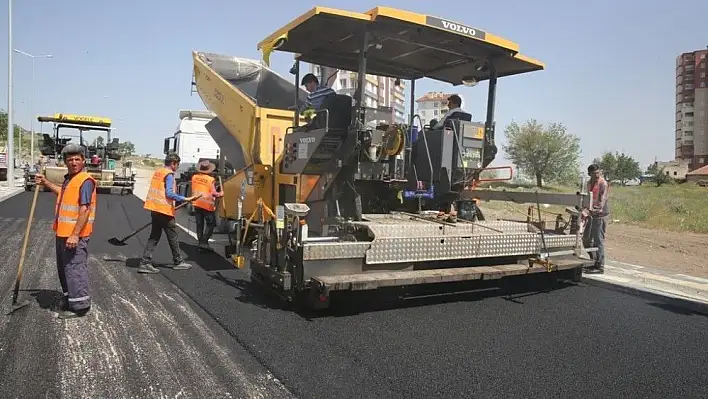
top-left (13, 49), bottom-right (52, 165)
top-left (7, 0), bottom-right (14, 188)
top-left (30, 57), bottom-right (34, 164)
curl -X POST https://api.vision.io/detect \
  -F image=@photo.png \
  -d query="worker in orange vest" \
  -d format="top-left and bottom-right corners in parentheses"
top-left (34, 144), bottom-right (97, 319)
top-left (191, 160), bottom-right (224, 252)
top-left (138, 153), bottom-right (199, 274)
top-left (583, 163), bottom-right (610, 274)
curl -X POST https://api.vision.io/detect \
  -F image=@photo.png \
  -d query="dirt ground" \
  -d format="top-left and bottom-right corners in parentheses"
top-left (481, 206), bottom-right (708, 278)
top-left (604, 223), bottom-right (708, 278)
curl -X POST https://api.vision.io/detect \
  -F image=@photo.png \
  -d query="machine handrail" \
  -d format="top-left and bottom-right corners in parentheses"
top-left (445, 121), bottom-right (468, 186)
top-left (314, 109), bottom-right (330, 132)
top-left (412, 114), bottom-right (433, 190)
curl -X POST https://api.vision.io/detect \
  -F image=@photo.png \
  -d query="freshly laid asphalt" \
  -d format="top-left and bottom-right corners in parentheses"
top-left (1, 191), bottom-right (707, 399)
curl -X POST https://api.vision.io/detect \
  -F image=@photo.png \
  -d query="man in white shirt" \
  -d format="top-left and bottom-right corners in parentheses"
top-left (432, 94), bottom-right (465, 129)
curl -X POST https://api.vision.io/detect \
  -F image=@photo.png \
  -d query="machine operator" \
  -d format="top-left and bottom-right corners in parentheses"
top-left (300, 73), bottom-right (336, 117)
top-left (431, 94), bottom-right (465, 129)
top-left (190, 160), bottom-right (224, 252)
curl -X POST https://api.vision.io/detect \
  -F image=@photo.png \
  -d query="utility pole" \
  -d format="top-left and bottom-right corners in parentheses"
top-left (7, 0), bottom-right (14, 187)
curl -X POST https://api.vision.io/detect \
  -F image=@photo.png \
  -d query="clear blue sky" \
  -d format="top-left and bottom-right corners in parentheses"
top-left (1, 0), bottom-right (706, 169)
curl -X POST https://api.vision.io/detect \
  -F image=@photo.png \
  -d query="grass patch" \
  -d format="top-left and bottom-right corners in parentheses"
top-left (610, 184), bottom-right (708, 234)
top-left (475, 181), bottom-right (708, 234)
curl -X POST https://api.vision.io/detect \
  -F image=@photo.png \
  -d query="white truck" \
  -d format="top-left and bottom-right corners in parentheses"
top-left (163, 110), bottom-right (220, 182)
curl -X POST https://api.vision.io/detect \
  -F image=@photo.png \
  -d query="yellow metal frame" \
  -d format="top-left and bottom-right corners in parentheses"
top-left (257, 6), bottom-right (545, 76)
top-left (38, 113), bottom-right (112, 129)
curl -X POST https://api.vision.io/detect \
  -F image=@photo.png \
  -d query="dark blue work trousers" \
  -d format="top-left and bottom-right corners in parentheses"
top-left (55, 236), bottom-right (92, 311)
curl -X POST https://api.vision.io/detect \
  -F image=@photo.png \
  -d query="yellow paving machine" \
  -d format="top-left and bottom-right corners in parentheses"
top-left (30, 113), bottom-right (135, 194)
top-left (191, 6), bottom-right (597, 308)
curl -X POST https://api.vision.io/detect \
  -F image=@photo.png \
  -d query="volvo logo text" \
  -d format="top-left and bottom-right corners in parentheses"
top-left (441, 20), bottom-right (476, 37)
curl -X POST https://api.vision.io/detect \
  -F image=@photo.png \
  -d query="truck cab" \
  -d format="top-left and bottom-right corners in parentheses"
top-left (163, 110), bottom-right (220, 183)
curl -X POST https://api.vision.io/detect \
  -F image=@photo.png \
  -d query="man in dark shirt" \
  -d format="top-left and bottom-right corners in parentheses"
top-left (35, 144), bottom-right (96, 319)
top-left (300, 73), bottom-right (336, 113)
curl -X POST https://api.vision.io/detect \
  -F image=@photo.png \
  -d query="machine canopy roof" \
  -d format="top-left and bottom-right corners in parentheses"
top-left (257, 6), bottom-right (545, 86)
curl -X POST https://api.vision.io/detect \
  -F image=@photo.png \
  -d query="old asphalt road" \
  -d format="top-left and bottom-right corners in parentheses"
top-left (0, 191), bottom-right (292, 399)
top-left (1, 191), bottom-right (708, 398)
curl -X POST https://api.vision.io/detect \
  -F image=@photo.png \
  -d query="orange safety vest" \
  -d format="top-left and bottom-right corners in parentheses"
top-left (191, 173), bottom-right (216, 211)
top-left (144, 167), bottom-right (175, 216)
top-left (53, 171), bottom-right (97, 238)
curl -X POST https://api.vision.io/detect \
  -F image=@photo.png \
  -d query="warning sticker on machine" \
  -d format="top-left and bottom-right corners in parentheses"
top-left (298, 143), bottom-right (308, 159)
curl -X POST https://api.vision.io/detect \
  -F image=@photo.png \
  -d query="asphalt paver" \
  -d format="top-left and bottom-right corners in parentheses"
top-left (1, 192), bottom-right (707, 398)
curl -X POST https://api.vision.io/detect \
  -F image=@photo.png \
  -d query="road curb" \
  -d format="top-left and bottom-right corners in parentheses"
top-left (583, 277), bottom-right (708, 316)
top-left (0, 187), bottom-right (24, 203)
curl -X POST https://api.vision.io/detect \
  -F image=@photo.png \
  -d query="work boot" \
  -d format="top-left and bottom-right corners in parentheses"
top-left (137, 263), bottom-right (160, 274)
top-left (171, 261), bottom-right (192, 270)
top-left (57, 308), bottom-right (90, 320)
top-left (54, 296), bottom-right (69, 311)
top-left (585, 265), bottom-right (605, 274)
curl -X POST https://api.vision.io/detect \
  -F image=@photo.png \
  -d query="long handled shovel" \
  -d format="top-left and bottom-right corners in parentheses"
top-left (108, 195), bottom-right (200, 246)
top-left (7, 183), bottom-right (41, 315)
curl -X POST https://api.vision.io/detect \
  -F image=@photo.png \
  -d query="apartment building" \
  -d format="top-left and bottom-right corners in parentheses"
top-left (310, 65), bottom-right (407, 124)
top-left (675, 47), bottom-right (708, 171)
top-left (415, 92), bottom-right (465, 126)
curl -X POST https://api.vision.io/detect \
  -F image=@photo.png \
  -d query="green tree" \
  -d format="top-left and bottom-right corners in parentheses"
top-left (117, 141), bottom-right (135, 158)
top-left (593, 152), bottom-right (618, 182)
top-left (593, 151), bottom-right (641, 185)
top-left (0, 110), bottom-right (26, 148)
top-left (614, 153), bottom-right (641, 185)
top-left (646, 163), bottom-right (673, 187)
top-left (502, 119), bottom-right (581, 188)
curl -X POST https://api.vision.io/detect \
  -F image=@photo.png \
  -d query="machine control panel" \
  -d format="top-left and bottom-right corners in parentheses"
top-left (281, 129), bottom-right (342, 175)
top-left (453, 121), bottom-right (485, 169)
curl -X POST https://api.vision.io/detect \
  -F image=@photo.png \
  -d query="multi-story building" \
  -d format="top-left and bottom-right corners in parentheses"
top-left (675, 48), bottom-right (708, 171)
top-left (414, 92), bottom-right (464, 126)
top-left (309, 65), bottom-right (407, 124)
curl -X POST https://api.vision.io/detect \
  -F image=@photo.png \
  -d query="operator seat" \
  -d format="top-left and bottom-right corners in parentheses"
top-left (304, 94), bottom-right (352, 132)
top-left (444, 111), bottom-right (472, 124)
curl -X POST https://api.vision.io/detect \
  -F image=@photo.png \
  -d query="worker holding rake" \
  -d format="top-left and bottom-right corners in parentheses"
top-left (138, 153), bottom-right (199, 274)
top-left (35, 144), bottom-right (97, 319)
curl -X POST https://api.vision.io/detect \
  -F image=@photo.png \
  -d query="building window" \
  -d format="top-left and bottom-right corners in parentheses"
top-left (340, 79), bottom-right (347, 88)
top-left (701, 82), bottom-right (707, 88)
top-left (685, 84), bottom-right (694, 90)
top-left (701, 73), bottom-right (706, 78)
top-left (686, 112), bottom-right (694, 117)
top-left (685, 131), bottom-right (693, 136)
top-left (433, 110), bottom-right (438, 115)
top-left (701, 62), bottom-right (706, 69)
